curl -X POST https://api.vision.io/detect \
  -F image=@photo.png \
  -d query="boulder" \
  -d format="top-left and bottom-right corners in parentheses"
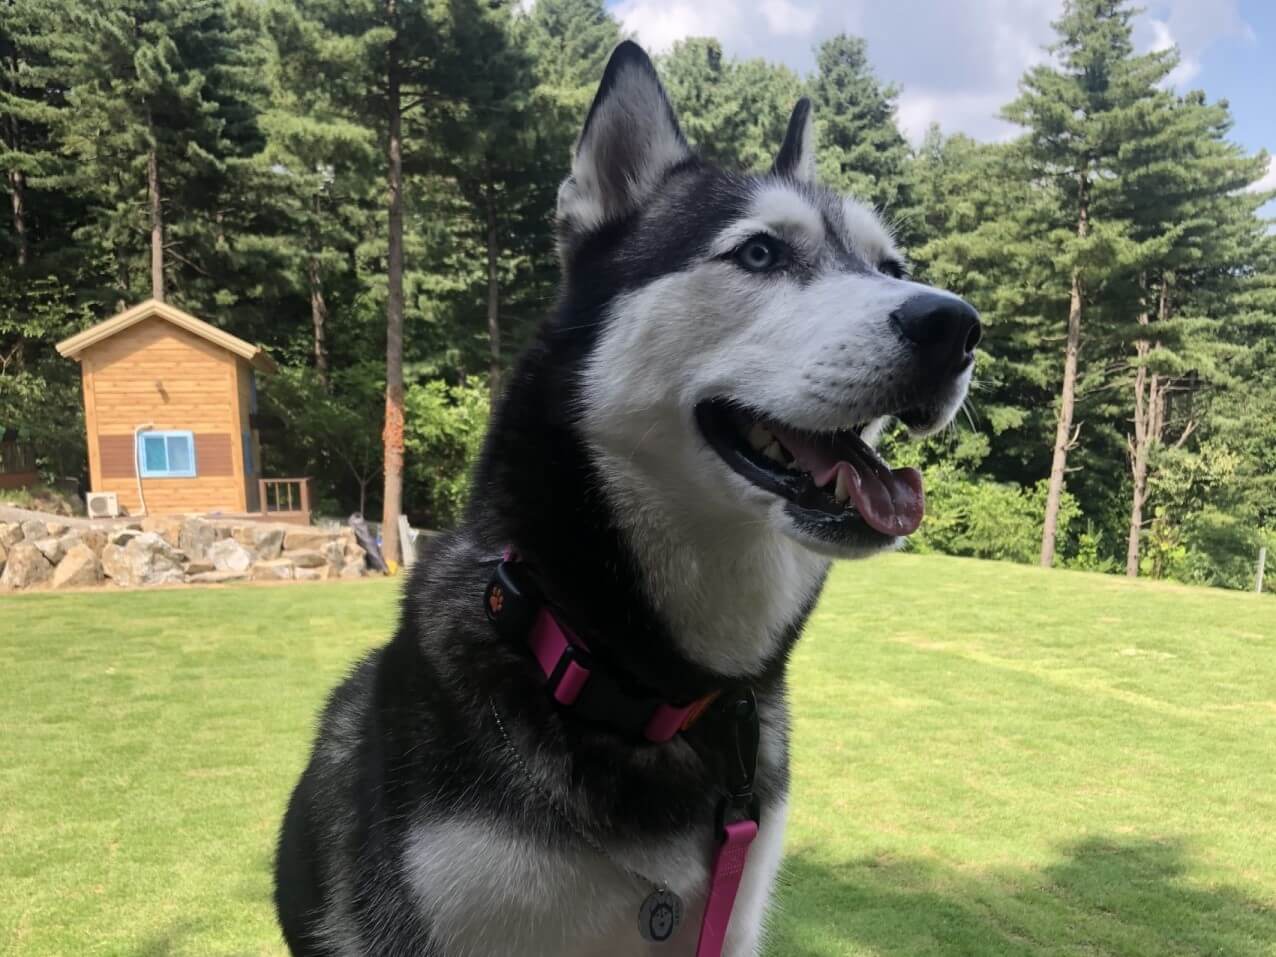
top-left (102, 532), bottom-right (185, 587)
top-left (294, 567), bottom-right (324, 581)
top-left (32, 537), bottom-right (65, 565)
top-left (20, 519), bottom-right (47, 541)
top-left (178, 517), bottom-right (218, 560)
top-left (44, 521), bottom-right (70, 538)
top-left (283, 529), bottom-right (333, 552)
top-left (78, 529), bottom-right (108, 556)
top-left (252, 559), bottom-right (295, 581)
top-left (1, 541), bottom-right (53, 588)
top-left (0, 541), bottom-right (7, 576)
top-left (141, 515), bottom-right (184, 547)
top-left (51, 544), bottom-right (103, 589)
top-left (344, 543), bottom-right (367, 566)
top-left (108, 527), bottom-right (141, 547)
top-left (0, 522), bottom-right (22, 547)
top-left (322, 540), bottom-right (346, 571)
top-left (208, 538), bottom-right (254, 574)
top-left (183, 560), bottom-right (216, 576)
top-left (340, 560), bottom-right (366, 579)
top-left (253, 526), bottom-right (286, 561)
top-left (288, 548), bottom-right (327, 569)
top-left (186, 569), bottom-right (249, 584)
top-left (100, 544), bottom-right (128, 582)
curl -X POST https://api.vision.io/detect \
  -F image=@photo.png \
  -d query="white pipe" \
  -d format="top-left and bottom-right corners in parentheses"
top-left (133, 422), bottom-right (155, 517)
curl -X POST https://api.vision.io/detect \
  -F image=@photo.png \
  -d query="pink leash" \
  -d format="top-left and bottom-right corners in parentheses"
top-left (695, 818), bottom-right (759, 956)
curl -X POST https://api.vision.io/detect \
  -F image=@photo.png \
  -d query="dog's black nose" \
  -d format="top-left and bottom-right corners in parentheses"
top-left (890, 292), bottom-right (981, 376)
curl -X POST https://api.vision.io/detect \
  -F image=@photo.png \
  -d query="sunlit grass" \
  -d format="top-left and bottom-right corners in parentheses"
top-left (1, 556), bottom-right (1273, 955)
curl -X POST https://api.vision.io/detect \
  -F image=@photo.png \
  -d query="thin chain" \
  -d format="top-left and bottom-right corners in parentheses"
top-left (488, 697), bottom-right (667, 894)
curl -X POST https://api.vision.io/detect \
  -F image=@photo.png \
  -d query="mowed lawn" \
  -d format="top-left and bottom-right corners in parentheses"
top-left (2, 556), bottom-right (1274, 957)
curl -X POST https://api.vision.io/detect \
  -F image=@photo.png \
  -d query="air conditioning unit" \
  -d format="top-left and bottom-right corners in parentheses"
top-left (87, 491), bottom-right (120, 518)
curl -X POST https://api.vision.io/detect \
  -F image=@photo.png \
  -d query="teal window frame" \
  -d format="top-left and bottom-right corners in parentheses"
top-left (138, 430), bottom-right (197, 478)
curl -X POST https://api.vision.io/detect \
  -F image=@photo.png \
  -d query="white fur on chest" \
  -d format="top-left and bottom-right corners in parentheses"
top-left (402, 799), bottom-right (788, 957)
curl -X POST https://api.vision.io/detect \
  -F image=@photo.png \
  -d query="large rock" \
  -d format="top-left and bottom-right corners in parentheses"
top-left (102, 532), bottom-right (185, 587)
top-left (178, 518), bottom-right (218, 560)
top-left (45, 521), bottom-right (69, 538)
top-left (1, 541), bottom-right (53, 588)
top-left (32, 537), bottom-right (65, 565)
top-left (322, 540), bottom-right (346, 571)
top-left (51, 544), bottom-right (103, 589)
top-left (252, 559), bottom-right (295, 581)
top-left (252, 527), bottom-right (285, 561)
top-left (142, 515), bottom-right (183, 547)
top-left (340, 560), bottom-right (366, 580)
top-left (183, 560), bottom-right (216, 576)
top-left (294, 567), bottom-right (324, 581)
top-left (186, 569), bottom-right (249, 584)
top-left (208, 538), bottom-right (254, 573)
top-left (99, 544), bottom-right (128, 582)
top-left (283, 529), bottom-right (334, 552)
top-left (78, 528), bottom-right (108, 556)
top-left (108, 527), bottom-right (141, 547)
top-left (20, 519), bottom-right (47, 541)
top-left (0, 522), bottom-right (22, 547)
top-left (0, 541), bottom-right (7, 577)
top-left (287, 548), bottom-right (327, 569)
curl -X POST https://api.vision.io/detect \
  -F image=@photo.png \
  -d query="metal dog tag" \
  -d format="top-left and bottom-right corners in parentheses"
top-left (638, 887), bottom-right (683, 943)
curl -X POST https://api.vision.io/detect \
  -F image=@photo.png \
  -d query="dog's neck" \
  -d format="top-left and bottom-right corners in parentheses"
top-left (469, 331), bottom-right (829, 695)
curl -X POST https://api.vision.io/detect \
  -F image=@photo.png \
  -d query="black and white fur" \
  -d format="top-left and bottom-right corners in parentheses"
top-left (275, 42), bottom-right (977, 957)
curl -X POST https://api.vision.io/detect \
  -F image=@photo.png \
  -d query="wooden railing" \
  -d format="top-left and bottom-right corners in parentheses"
top-left (0, 440), bottom-right (38, 490)
top-left (258, 477), bottom-right (311, 525)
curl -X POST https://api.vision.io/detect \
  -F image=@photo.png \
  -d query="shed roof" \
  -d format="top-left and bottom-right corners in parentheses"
top-left (55, 298), bottom-right (277, 373)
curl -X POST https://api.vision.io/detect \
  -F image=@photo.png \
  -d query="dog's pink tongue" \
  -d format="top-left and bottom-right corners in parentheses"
top-left (773, 428), bottom-right (925, 537)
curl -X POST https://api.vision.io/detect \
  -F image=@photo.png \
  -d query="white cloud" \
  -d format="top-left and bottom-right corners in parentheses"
top-left (612, 0), bottom-right (1257, 147)
top-left (759, 0), bottom-right (817, 38)
top-left (1245, 157), bottom-right (1276, 196)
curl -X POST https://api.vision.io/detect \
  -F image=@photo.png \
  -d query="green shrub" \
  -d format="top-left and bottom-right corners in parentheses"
top-left (913, 463), bottom-right (1079, 565)
top-left (404, 379), bottom-right (490, 528)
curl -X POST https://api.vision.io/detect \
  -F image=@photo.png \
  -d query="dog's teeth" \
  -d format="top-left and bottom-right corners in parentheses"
top-left (748, 423), bottom-right (773, 452)
top-left (834, 470), bottom-right (850, 504)
top-left (762, 440), bottom-right (785, 463)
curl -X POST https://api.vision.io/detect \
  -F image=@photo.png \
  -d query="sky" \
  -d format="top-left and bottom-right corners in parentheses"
top-left (606, 0), bottom-right (1276, 207)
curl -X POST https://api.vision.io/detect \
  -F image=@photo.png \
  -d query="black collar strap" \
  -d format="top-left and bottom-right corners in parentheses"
top-left (484, 556), bottom-right (719, 742)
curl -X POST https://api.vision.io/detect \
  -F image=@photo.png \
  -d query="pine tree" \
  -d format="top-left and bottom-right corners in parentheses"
top-left (1113, 89), bottom-right (1271, 575)
top-left (1002, 0), bottom-right (1176, 568)
top-left (58, 0), bottom-right (263, 306)
top-left (809, 35), bottom-right (914, 234)
top-left (660, 39), bottom-right (802, 172)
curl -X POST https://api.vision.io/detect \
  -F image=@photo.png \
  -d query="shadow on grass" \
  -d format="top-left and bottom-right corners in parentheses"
top-left (769, 836), bottom-right (1276, 956)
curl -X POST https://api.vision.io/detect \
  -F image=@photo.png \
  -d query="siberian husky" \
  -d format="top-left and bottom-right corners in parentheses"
top-left (275, 41), bottom-right (979, 957)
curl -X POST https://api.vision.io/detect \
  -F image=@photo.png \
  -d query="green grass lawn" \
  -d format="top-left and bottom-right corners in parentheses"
top-left (2, 555), bottom-right (1274, 956)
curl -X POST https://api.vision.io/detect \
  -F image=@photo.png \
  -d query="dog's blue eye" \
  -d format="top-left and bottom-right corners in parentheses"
top-left (736, 236), bottom-right (782, 273)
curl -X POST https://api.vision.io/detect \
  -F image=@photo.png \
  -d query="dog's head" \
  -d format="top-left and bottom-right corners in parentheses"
top-left (557, 43), bottom-right (979, 560)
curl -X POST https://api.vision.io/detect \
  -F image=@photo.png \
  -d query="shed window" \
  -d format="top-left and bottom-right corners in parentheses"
top-left (138, 431), bottom-right (197, 478)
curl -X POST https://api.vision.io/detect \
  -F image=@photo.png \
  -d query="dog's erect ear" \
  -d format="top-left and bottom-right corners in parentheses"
top-left (772, 98), bottom-right (816, 182)
top-left (557, 42), bottom-right (691, 232)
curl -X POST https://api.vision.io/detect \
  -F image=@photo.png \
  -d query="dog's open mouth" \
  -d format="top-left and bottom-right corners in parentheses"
top-left (695, 399), bottom-right (924, 542)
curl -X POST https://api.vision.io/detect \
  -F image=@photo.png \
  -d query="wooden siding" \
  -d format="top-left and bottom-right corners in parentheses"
top-left (81, 317), bottom-right (247, 514)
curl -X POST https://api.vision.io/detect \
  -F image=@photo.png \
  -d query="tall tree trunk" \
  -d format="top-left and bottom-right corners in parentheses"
top-left (1125, 329), bottom-right (1152, 577)
top-left (486, 186), bottom-right (501, 396)
top-left (380, 4), bottom-right (405, 569)
top-left (1040, 173), bottom-right (1088, 568)
top-left (307, 254), bottom-right (330, 389)
top-left (1126, 277), bottom-right (1175, 577)
top-left (8, 168), bottom-right (28, 267)
top-left (147, 144), bottom-right (164, 301)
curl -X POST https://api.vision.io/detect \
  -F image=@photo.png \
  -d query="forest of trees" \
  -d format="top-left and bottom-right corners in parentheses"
top-left (2, 0), bottom-right (1273, 587)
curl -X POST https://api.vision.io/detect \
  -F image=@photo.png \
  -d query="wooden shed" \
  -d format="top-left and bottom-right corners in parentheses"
top-left (56, 299), bottom-right (276, 516)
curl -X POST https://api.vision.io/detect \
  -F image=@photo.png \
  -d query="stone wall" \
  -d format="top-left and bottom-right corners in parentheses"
top-left (0, 515), bottom-right (370, 591)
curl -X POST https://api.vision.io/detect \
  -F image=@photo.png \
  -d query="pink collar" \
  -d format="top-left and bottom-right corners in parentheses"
top-left (484, 551), bottom-right (759, 956)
